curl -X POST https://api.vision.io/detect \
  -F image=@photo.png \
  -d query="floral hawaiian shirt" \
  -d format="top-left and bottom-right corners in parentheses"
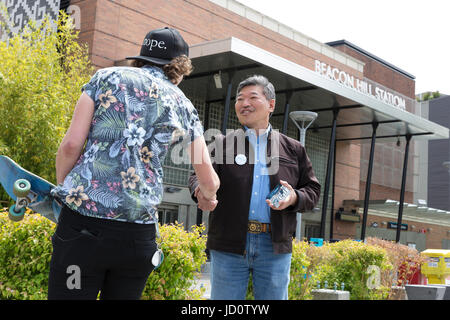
top-left (51, 66), bottom-right (204, 224)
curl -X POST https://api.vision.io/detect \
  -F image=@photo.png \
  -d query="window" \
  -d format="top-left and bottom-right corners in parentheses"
top-left (304, 223), bottom-right (321, 240)
top-left (157, 205), bottom-right (179, 225)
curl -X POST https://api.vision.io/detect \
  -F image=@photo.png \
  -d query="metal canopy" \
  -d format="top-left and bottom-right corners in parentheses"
top-left (182, 37), bottom-right (449, 142)
top-left (343, 199), bottom-right (450, 226)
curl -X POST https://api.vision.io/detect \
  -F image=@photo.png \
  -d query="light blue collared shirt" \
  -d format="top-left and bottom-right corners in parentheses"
top-left (245, 125), bottom-right (271, 224)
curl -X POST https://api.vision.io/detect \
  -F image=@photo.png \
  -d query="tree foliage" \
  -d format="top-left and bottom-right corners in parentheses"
top-left (0, 10), bottom-right (93, 203)
top-left (416, 91), bottom-right (441, 102)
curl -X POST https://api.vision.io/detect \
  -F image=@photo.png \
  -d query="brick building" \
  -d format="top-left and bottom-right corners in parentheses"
top-left (2, 0), bottom-right (449, 250)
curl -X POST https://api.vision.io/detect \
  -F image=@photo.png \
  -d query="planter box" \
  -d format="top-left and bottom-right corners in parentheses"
top-left (437, 284), bottom-right (450, 300)
top-left (311, 289), bottom-right (350, 300)
top-left (390, 286), bottom-right (407, 300)
top-left (405, 284), bottom-right (446, 300)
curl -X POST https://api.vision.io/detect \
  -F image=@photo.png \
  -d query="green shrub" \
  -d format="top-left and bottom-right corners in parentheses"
top-left (0, 210), bottom-right (207, 300)
top-left (288, 240), bottom-right (326, 300)
top-left (0, 10), bottom-right (93, 204)
top-left (246, 239), bottom-right (393, 300)
top-left (142, 222), bottom-right (207, 300)
top-left (315, 240), bottom-right (392, 300)
top-left (366, 237), bottom-right (425, 294)
top-left (0, 208), bottom-right (55, 299)
top-left (417, 91), bottom-right (441, 102)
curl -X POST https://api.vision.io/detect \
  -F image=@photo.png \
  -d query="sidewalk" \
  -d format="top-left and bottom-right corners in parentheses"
top-left (191, 261), bottom-right (211, 300)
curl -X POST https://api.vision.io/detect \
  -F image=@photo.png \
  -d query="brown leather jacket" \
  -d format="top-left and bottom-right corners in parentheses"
top-left (188, 128), bottom-right (321, 254)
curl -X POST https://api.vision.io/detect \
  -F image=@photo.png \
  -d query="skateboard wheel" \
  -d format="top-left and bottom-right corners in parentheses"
top-left (8, 205), bottom-right (25, 222)
top-left (13, 179), bottom-right (31, 198)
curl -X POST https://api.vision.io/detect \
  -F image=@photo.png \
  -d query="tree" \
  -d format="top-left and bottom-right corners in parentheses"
top-left (0, 10), bottom-right (93, 203)
top-left (416, 91), bottom-right (441, 102)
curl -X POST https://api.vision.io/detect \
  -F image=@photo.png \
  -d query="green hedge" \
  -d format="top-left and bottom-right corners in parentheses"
top-left (289, 238), bottom-right (423, 300)
top-left (246, 239), bottom-right (393, 300)
top-left (252, 238), bottom-right (421, 300)
top-left (142, 222), bottom-right (207, 300)
top-left (1, 208), bottom-right (422, 300)
top-left (307, 240), bottom-right (392, 300)
top-left (0, 9), bottom-right (93, 205)
top-left (0, 209), bottom-right (55, 299)
top-left (0, 210), bottom-right (207, 300)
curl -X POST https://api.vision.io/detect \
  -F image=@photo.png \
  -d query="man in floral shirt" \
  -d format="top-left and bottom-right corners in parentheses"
top-left (53, 65), bottom-right (205, 223)
top-left (48, 27), bottom-right (219, 300)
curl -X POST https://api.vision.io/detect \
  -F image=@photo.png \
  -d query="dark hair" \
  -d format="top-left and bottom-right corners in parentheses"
top-left (131, 55), bottom-right (193, 84)
top-left (236, 75), bottom-right (276, 101)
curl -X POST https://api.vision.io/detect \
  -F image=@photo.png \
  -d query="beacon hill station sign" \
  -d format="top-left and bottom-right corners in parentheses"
top-left (315, 60), bottom-right (406, 110)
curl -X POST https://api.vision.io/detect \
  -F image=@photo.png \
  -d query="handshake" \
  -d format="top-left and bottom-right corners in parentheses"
top-left (194, 180), bottom-right (298, 212)
top-left (194, 185), bottom-right (218, 212)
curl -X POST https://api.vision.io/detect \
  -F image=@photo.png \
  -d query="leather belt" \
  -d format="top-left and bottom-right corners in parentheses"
top-left (248, 220), bottom-right (271, 234)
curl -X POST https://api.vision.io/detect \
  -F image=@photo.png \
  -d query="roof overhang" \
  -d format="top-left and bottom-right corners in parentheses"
top-left (182, 37), bottom-right (449, 142)
top-left (344, 199), bottom-right (450, 227)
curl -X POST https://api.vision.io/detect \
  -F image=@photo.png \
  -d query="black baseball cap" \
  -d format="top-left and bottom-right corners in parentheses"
top-left (126, 27), bottom-right (189, 65)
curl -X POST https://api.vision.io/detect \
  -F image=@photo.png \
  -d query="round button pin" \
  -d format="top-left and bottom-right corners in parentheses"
top-left (235, 154), bottom-right (247, 165)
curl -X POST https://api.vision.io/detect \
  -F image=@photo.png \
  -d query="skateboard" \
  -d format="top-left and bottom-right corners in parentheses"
top-left (0, 155), bottom-right (61, 223)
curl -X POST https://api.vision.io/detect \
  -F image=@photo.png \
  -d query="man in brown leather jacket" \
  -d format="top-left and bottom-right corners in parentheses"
top-left (189, 75), bottom-right (320, 300)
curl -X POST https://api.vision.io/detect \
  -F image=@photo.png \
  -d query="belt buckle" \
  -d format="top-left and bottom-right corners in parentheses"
top-left (248, 220), bottom-right (262, 234)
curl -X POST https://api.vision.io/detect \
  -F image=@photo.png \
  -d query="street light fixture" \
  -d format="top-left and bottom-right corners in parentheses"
top-left (289, 111), bottom-right (318, 146)
top-left (289, 111), bottom-right (318, 241)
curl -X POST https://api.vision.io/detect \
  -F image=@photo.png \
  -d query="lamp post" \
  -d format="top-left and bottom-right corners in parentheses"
top-left (289, 111), bottom-right (318, 146)
top-left (289, 111), bottom-right (318, 241)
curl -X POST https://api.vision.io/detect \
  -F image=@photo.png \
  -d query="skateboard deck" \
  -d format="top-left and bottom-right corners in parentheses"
top-left (0, 155), bottom-right (61, 223)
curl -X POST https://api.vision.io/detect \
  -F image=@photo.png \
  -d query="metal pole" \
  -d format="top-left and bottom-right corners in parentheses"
top-left (320, 108), bottom-right (338, 239)
top-left (196, 208), bottom-right (203, 226)
top-left (289, 111), bottom-right (318, 241)
top-left (361, 121), bottom-right (378, 241)
top-left (221, 71), bottom-right (235, 135)
top-left (396, 134), bottom-right (412, 243)
top-left (329, 139), bottom-right (337, 240)
top-left (221, 81), bottom-right (232, 134)
top-left (282, 91), bottom-right (293, 135)
top-left (282, 102), bottom-right (290, 135)
top-left (204, 102), bottom-right (211, 130)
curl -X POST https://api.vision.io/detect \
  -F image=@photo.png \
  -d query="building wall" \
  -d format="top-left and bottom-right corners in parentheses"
top-left (415, 101), bottom-right (429, 205)
top-left (333, 206), bottom-right (450, 251)
top-left (73, 0), bottom-right (363, 78)
top-left (360, 215), bottom-right (450, 250)
top-left (332, 44), bottom-right (415, 99)
top-left (428, 95), bottom-right (450, 211)
top-left (328, 43), bottom-right (418, 211)
top-left (331, 141), bottom-right (361, 239)
top-left (328, 44), bottom-right (419, 240)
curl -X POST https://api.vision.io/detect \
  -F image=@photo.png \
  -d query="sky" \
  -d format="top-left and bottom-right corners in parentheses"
top-left (236, 0), bottom-right (450, 95)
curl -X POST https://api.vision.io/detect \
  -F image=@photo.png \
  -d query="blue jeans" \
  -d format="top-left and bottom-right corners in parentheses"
top-left (210, 232), bottom-right (292, 300)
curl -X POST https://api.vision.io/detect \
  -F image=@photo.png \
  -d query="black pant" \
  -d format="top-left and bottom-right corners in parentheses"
top-left (48, 205), bottom-right (157, 300)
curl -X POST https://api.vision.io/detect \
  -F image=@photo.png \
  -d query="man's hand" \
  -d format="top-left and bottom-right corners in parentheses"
top-left (265, 180), bottom-right (298, 211)
top-left (195, 186), bottom-right (218, 212)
